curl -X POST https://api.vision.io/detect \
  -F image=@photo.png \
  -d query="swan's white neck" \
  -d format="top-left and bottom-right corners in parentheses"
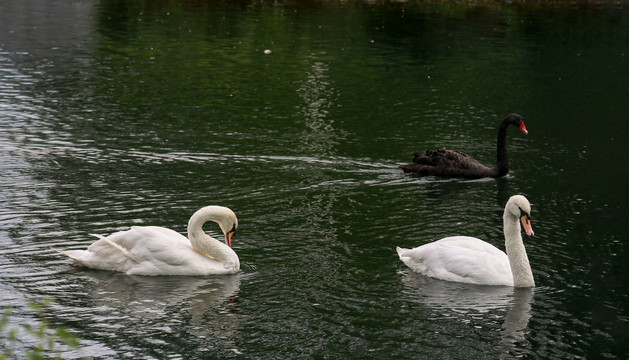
top-left (187, 209), bottom-right (239, 270)
top-left (503, 212), bottom-right (535, 288)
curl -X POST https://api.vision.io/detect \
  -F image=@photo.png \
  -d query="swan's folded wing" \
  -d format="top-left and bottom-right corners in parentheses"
top-left (115, 226), bottom-right (198, 262)
top-left (401, 148), bottom-right (493, 178)
top-left (80, 227), bottom-right (189, 272)
top-left (412, 149), bottom-right (475, 167)
top-left (398, 236), bottom-right (513, 286)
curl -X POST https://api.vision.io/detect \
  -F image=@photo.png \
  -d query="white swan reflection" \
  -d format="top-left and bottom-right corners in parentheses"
top-left (73, 270), bottom-right (241, 351)
top-left (399, 269), bottom-right (533, 357)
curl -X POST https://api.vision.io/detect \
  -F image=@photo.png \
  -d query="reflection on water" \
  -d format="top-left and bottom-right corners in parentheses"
top-left (297, 55), bottom-right (346, 158)
top-left (400, 269), bottom-right (534, 358)
top-left (294, 53), bottom-right (351, 243)
top-left (63, 270), bottom-right (242, 357)
top-left (501, 288), bottom-right (534, 359)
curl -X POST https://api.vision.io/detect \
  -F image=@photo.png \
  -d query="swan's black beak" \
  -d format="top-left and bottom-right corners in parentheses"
top-left (225, 231), bottom-right (235, 247)
top-left (519, 121), bottom-right (529, 135)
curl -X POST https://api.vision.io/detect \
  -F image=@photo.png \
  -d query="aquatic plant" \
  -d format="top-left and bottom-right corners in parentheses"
top-left (0, 299), bottom-right (80, 360)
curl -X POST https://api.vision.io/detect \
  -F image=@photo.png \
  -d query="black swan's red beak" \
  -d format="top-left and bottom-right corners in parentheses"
top-left (519, 121), bottom-right (529, 135)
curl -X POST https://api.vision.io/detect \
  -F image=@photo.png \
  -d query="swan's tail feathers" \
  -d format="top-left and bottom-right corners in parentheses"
top-left (396, 246), bottom-right (409, 257)
top-left (59, 250), bottom-right (91, 267)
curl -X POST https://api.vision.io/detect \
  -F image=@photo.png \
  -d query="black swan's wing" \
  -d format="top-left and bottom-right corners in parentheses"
top-left (413, 148), bottom-right (476, 166)
top-left (399, 148), bottom-right (495, 178)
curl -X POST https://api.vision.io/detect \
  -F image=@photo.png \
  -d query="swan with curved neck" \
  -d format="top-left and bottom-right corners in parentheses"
top-left (61, 206), bottom-right (240, 276)
top-left (399, 114), bottom-right (528, 178)
top-left (396, 195), bottom-right (535, 287)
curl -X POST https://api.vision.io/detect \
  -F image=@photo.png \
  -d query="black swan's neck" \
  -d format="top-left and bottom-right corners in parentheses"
top-left (495, 121), bottom-right (510, 177)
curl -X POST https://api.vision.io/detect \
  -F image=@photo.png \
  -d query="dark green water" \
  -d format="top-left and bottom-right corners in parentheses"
top-left (1, 0), bottom-right (628, 358)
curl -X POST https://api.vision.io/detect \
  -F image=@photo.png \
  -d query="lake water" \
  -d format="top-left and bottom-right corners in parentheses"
top-left (1, 0), bottom-right (628, 358)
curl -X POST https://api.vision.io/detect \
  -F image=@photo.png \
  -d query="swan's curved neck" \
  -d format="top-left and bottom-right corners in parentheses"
top-left (187, 211), bottom-right (238, 267)
top-left (503, 213), bottom-right (535, 287)
top-left (495, 121), bottom-right (510, 177)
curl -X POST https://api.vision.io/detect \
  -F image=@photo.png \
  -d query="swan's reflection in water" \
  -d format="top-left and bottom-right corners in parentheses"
top-left (399, 269), bottom-right (533, 358)
top-left (70, 270), bottom-right (242, 356)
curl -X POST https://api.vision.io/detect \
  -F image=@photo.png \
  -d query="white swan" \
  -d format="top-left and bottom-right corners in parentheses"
top-left (61, 206), bottom-right (240, 276)
top-left (396, 195), bottom-right (535, 287)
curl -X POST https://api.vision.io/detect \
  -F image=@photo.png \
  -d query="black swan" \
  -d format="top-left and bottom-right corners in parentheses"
top-left (399, 114), bottom-right (528, 179)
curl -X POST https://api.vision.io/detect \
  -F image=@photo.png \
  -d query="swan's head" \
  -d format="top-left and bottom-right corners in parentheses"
top-left (189, 206), bottom-right (239, 247)
top-left (215, 206), bottom-right (238, 247)
top-left (505, 195), bottom-right (534, 237)
top-left (504, 113), bottom-right (528, 135)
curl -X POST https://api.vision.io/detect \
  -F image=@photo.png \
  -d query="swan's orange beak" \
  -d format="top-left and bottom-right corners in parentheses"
top-left (225, 231), bottom-right (235, 247)
top-left (521, 216), bottom-right (534, 237)
top-left (519, 121), bottom-right (529, 135)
